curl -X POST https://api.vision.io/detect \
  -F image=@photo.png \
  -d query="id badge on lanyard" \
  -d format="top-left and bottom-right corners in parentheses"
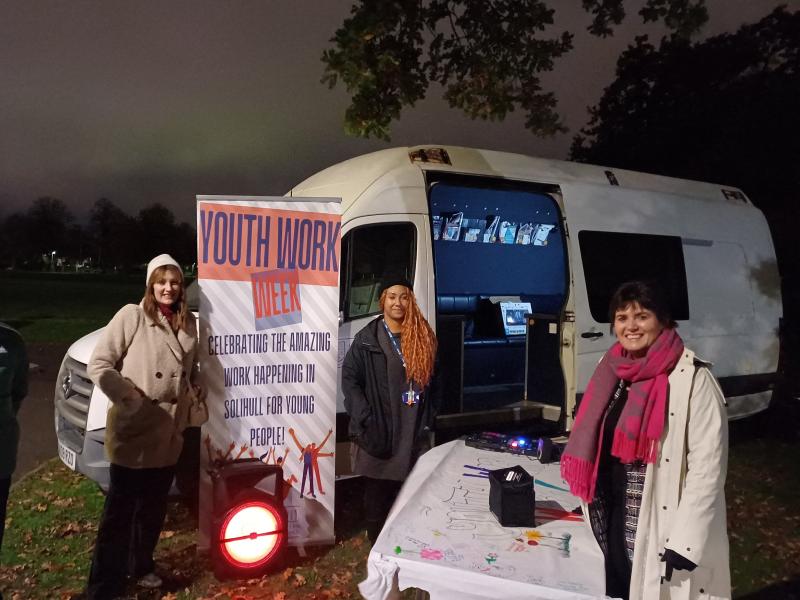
top-left (383, 320), bottom-right (419, 407)
top-left (402, 382), bottom-right (420, 407)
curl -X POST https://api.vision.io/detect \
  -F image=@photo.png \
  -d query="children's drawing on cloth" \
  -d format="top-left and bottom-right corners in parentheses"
top-left (392, 536), bottom-right (465, 563)
top-left (469, 560), bottom-right (518, 578)
top-left (507, 530), bottom-right (572, 557)
top-left (393, 545), bottom-right (445, 561)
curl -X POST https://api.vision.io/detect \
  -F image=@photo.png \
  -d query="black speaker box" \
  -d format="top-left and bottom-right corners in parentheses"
top-left (210, 459), bottom-right (286, 579)
top-left (489, 465), bottom-right (535, 527)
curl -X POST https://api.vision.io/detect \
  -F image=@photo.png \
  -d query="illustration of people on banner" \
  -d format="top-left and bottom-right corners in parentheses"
top-left (288, 427), bottom-right (334, 498)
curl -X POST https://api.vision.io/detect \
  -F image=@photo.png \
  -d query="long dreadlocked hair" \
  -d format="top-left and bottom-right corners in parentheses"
top-left (379, 287), bottom-right (437, 388)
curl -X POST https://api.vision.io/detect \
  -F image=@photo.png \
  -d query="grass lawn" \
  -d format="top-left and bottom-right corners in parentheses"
top-left (726, 400), bottom-right (800, 599)
top-left (1, 414), bottom-right (799, 599)
top-left (0, 271), bottom-right (146, 343)
top-left (0, 469), bottom-right (375, 599)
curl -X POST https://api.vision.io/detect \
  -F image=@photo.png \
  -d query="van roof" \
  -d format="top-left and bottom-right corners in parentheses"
top-left (288, 145), bottom-right (750, 213)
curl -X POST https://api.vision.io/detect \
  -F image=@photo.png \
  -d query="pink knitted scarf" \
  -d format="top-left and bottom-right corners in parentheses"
top-left (560, 328), bottom-right (684, 502)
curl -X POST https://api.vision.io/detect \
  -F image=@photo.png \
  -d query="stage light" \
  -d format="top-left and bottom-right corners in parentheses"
top-left (211, 459), bottom-right (287, 579)
top-left (219, 500), bottom-right (283, 568)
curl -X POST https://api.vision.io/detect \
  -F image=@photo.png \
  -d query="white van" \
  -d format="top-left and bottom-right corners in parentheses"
top-left (55, 145), bottom-right (782, 484)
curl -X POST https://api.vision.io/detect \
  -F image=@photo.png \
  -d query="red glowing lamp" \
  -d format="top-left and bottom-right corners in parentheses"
top-left (219, 500), bottom-right (285, 568)
top-left (211, 460), bottom-right (287, 579)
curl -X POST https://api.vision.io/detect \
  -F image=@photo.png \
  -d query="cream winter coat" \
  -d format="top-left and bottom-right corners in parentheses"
top-left (582, 348), bottom-right (730, 599)
top-left (87, 303), bottom-right (200, 469)
top-left (629, 347), bottom-right (731, 600)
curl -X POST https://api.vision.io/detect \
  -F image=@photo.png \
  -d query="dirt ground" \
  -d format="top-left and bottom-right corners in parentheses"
top-left (14, 342), bottom-right (70, 482)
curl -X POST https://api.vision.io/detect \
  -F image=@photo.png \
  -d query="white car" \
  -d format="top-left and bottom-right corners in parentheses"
top-left (54, 281), bottom-right (201, 492)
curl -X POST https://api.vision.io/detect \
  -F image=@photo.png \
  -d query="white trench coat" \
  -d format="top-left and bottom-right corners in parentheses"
top-left (584, 347), bottom-right (732, 600)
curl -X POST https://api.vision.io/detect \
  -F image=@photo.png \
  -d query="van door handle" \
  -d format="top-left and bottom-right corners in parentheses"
top-left (581, 331), bottom-right (604, 339)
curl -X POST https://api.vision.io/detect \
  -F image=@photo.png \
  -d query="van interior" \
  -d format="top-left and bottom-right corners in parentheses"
top-left (427, 174), bottom-right (567, 437)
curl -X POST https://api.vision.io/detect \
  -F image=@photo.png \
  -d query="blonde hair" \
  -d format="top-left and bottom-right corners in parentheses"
top-left (379, 287), bottom-right (437, 388)
top-left (142, 265), bottom-right (189, 331)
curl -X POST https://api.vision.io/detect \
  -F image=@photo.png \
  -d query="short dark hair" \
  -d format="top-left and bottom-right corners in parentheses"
top-left (607, 280), bottom-right (677, 330)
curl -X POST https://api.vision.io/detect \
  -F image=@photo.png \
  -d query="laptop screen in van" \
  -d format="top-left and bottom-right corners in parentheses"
top-left (500, 301), bottom-right (532, 336)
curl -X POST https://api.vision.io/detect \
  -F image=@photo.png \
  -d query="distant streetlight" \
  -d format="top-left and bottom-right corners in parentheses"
top-left (51, 250), bottom-right (56, 271)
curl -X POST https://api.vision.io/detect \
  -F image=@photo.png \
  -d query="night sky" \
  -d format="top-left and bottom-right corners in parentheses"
top-left (1, 0), bottom-right (795, 225)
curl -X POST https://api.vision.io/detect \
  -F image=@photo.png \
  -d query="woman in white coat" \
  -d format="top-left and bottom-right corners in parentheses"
top-left (84, 254), bottom-right (204, 600)
top-left (561, 280), bottom-right (730, 600)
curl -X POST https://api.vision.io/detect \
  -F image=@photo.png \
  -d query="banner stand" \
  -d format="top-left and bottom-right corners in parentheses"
top-left (196, 195), bottom-right (342, 550)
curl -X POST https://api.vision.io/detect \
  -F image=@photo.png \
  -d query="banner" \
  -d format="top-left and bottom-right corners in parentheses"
top-left (196, 196), bottom-right (341, 548)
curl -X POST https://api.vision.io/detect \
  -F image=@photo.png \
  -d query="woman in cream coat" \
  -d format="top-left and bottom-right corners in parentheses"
top-left (629, 347), bottom-right (730, 599)
top-left (562, 281), bottom-right (730, 600)
top-left (84, 254), bottom-right (203, 600)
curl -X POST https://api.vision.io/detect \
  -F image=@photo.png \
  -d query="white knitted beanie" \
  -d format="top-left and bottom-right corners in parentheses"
top-left (146, 253), bottom-right (181, 284)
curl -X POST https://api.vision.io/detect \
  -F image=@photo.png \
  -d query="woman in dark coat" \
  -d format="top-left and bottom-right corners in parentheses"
top-left (342, 279), bottom-right (438, 543)
top-left (0, 321), bottom-right (27, 559)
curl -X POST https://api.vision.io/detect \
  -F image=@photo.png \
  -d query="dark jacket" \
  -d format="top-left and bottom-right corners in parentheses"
top-left (0, 322), bottom-right (28, 478)
top-left (341, 317), bottom-right (439, 459)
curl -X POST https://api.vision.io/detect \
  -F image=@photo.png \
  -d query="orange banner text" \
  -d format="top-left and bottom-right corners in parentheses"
top-left (198, 203), bottom-right (341, 286)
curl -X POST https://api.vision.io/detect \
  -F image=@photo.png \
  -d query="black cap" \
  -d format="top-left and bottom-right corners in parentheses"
top-left (380, 277), bottom-right (413, 294)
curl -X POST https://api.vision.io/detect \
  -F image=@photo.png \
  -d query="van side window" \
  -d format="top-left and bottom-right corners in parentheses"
top-left (578, 231), bottom-right (690, 322)
top-left (340, 223), bottom-right (416, 321)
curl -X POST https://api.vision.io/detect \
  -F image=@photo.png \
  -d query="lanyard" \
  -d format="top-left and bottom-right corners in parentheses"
top-left (382, 319), bottom-right (406, 369)
top-left (382, 319), bottom-right (418, 406)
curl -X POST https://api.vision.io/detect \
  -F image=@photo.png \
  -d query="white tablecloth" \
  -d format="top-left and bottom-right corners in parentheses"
top-left (360, 440), bottom-right (611, 600)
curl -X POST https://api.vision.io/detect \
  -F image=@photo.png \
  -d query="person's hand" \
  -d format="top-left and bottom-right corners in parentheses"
top-left (288, 427), bottom-right (295, 435)
top-left (661, 549), bottom-right (697, 582)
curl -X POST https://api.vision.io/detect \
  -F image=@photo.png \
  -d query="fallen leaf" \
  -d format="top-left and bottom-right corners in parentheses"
top-left (60, 522), bottom-right (81, 537)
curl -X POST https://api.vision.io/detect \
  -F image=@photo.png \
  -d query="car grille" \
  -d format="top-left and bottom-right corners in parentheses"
top-left (55, 355), bottom-right (93, 433)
